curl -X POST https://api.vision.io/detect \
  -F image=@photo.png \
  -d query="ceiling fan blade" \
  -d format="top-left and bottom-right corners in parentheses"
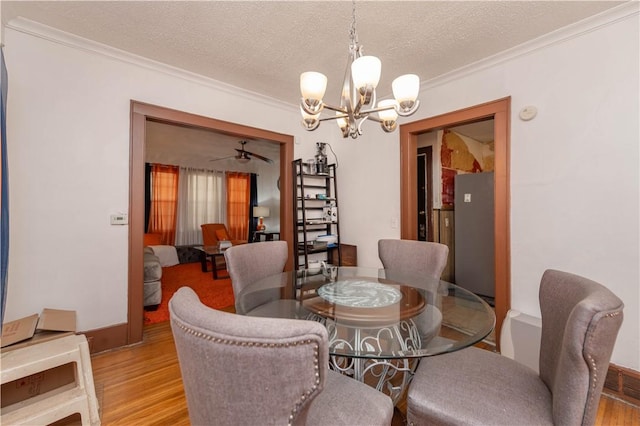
top-left (209, 155), bottom-right (236, 162)
top-left (245, 150), bottom-right (274, 164)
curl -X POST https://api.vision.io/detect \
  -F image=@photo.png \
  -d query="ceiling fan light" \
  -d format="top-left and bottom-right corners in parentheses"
top-left (351, 56), bottom-right (381, 92)
top-left (236, 156), bottom-right (250, 164)
top-left (392, 74), bottom-right (420, 111)
top-left (300, 72), bottom-right (327, 105)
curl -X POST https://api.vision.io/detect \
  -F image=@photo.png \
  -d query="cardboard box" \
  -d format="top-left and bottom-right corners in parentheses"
top-left (1, 308), bottom-right (77, 348)
top-left (0, 314), bottom-right (39, 348)
top-left (1, 309), bottom-right (79, 410)
top-left (1, 363), bottom-right (76, 408)
top-left (37, 308), bottom-right (77, 332)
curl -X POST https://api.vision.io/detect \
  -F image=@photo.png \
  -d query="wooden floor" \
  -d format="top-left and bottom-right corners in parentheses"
top-left (76, 320), bottom-right (639, 425)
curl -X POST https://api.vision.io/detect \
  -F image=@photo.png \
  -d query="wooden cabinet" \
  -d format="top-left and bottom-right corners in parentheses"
top-left (330, 243), bottom-right (357, 266)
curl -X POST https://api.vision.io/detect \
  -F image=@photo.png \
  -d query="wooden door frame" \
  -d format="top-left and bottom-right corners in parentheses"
top-left (399, 97), bottom-right (510, 347)
top-left (128, 101), bottom-right (294, 344)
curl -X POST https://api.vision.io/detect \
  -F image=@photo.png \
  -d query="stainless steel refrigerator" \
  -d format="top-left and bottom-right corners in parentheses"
top-left (454, 172), bottom-right (495, 298)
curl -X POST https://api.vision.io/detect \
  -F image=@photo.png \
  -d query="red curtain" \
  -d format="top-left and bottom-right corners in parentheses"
top-left (226, 172), bottom-right (250, 241)
top-left (148, 164), bottom-right (179, 245)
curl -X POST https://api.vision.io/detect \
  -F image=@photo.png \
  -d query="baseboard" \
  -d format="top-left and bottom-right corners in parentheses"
top-left (604, 364), bottom-right (640, 406)
top-left (82, 323), bottom-right (129, 354)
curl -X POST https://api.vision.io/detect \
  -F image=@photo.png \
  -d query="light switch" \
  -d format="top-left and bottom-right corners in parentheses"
top-left (391, 217), bottom-right (399, 229)
top-left (464, 193), bottom-right (471, 203)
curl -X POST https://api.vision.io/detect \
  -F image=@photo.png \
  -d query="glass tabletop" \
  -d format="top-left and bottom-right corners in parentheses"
top-left (236, 266), bottom-right (495, 359)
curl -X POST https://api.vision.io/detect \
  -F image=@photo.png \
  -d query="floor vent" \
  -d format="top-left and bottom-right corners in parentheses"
top-left (604, 364), bottom-right (640, 407)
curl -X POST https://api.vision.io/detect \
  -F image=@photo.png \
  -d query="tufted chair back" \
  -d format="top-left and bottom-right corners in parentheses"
top-left (538, 269), bottom-right (624, 425)
top-left (224, 240), bottom-right (288, 313)
top-left (378, 239), bottom-right (449, 279)
top-left (170, 287), bottom-right (395, 426)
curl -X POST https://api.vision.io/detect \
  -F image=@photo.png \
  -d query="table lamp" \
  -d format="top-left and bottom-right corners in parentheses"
top-left (253, 206), bottom-right (270, 231)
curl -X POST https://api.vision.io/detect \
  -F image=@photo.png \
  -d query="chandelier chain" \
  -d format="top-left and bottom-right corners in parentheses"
top-left (349, 0), bottom-right (358, 47)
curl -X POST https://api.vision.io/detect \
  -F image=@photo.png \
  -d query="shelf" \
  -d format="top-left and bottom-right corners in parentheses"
top-left (297, 173), bottom-right (334, 179)
top-left (297, 197), bottom-right (336, 201)
top-left (296, 221), bottom-right (337, 226)
top-left (293, 159), bottom-right (341, 270)
top-left (297, 243), bottom-right (339, 255)
top-left (297, 184), bottom-right (327, 189)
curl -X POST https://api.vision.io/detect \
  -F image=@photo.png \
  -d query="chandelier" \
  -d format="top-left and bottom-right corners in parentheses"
top-left (299, 1), bottom-right (420, 139)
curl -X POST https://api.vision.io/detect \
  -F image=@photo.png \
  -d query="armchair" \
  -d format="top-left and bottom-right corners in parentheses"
top-left (406, 269), bottom-right (624, 426)
top-left (169, 287), bottom-right (394, 426)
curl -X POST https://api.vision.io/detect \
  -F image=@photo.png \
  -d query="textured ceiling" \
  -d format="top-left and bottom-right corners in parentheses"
top-left (2, 1), bottom-right (626, 105)
top-left (2, 1), bottom-right (625, 166)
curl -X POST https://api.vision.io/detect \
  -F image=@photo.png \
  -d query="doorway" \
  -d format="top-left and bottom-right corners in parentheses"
top-left (399, 97), bottom-right (510, 347)
top-left (128, 101), bottom-right (294, 344)
top-left (417, 146), bottom-right (433, 241)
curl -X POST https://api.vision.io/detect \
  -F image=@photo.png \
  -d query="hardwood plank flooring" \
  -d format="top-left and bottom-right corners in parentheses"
top-left (75, 320), bottom-right (639, 425)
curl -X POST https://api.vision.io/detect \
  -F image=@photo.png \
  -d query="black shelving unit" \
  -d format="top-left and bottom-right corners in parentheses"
top-left (292, 159), bottom-right (341, 270)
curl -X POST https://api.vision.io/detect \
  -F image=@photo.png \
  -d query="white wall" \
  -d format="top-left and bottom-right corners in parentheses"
top-left (338, 5), bottom-right (639, 369)
top-left (3, 19), bottom-right (330, 332)
top-left (4, 4), bottom-right (638, 370)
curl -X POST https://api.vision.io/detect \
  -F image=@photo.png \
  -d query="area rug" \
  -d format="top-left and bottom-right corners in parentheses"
top-left (144, 262), bottom-right (235, 325)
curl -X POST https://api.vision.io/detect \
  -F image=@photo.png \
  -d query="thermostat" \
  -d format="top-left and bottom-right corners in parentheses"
top-left (519, 106), bottom-right (538, 121)
top-left (110, 214), bottom-right (128, 225)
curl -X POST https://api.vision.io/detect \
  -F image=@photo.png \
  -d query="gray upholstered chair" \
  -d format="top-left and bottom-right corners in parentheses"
top-left (224, 240), bottom-right (288, 313)
top-left (169, 287), bottom-right (394, 426)
top-left (378, 239), bottom-right (449, 279)
top-left (406, 269), bottom-right (624, 426)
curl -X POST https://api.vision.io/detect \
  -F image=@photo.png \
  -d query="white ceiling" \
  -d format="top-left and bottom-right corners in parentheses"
top-left (2, 0), bottom-right (625, 164)
top-left (145, 120), bottom-right (281, 172)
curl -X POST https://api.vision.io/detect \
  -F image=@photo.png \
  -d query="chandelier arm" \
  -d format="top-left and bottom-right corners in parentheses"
top-left (396, 100), bottom-right (421, 117)
top-left (356, 115), bottom-right (368, 135)
top-left (318, 115), bottom-right (346, 123)
top-left (300, 99), bottom-right (325, 115)
top-left (359, 104), bottom-right (395, 116)
top-left (301, 120), bottom-right (321, 131)
top-left (322, 103), bottom-right (348, 114)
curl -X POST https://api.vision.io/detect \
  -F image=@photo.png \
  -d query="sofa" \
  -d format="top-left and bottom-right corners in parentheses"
top-left (143, 247), bottom-right (162, 309)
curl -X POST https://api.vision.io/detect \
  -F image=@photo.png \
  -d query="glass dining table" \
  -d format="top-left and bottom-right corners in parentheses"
top-left (235, 266), bottom-right (495, 405)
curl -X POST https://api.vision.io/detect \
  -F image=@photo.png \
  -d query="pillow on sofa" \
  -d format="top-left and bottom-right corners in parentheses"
top-left (148, 245), bottom-right (180, 267)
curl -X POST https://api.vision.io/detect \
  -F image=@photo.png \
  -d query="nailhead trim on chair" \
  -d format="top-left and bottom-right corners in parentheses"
top-left (584, 310), bottom-right (622, 423)
top-left (173, 320), bottom-right (322, 426)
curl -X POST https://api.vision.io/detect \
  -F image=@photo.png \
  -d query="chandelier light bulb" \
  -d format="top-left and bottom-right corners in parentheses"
top-left (351, 56), bottom-right (381, 92)
top-left (301, 106), bottom-right (320, 122)
top-left (335, 112), bottom-right (348, 130)
top-left (300, 72), bottom-right (328, 106)
top-left (377, 99), bottom-right (399, 121)
top-left (392, 74), bottom-right (420, 111)
top-left (378, 99), bottom-right (398, 133)
top-left (300, 106), bottom-right (321, 131)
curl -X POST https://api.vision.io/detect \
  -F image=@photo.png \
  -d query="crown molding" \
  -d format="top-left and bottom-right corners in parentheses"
top-left (5, 17), bottom-right (297, 113)
top-left (6, 1), bottom-right (638, 110)
top-left (422, 2), bottom-right (639, 90)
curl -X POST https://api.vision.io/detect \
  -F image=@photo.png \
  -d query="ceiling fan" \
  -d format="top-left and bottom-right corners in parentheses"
top-left (210, 140), bottom-right (274, 164)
